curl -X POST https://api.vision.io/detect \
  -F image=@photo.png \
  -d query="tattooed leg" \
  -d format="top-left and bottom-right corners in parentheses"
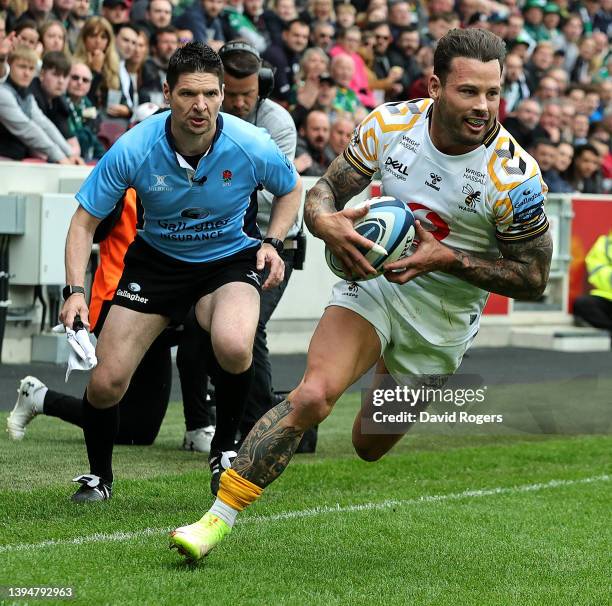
top-left (232, 399), bottom-right (304, 488)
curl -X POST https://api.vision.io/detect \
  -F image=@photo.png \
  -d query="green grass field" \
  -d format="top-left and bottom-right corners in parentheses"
top-left (1, 389), bottom-right (611, 606)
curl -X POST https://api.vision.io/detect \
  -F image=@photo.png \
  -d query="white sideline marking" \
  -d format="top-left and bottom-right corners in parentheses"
top-left (1, 474), bottom-right (608, 555)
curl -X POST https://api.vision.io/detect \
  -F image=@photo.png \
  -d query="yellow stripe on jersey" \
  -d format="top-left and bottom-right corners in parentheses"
top-left (488, 137), bottom-right (530, 192)
top-left (358, 126), bottom-right (378, 162)
top-left (493, 197), bottom-right (513, 223)
top-left (343, 148), bottom-right (376, 177)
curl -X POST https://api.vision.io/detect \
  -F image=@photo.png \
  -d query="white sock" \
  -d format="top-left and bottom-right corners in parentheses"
top-left (33, 387), bottom-right (48, 413)
top-left (209, 497), bottom-right (239, 527)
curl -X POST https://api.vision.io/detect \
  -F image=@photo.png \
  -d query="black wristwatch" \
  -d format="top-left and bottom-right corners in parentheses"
top-left (263, 237), bottom-right (284, 254)
top-left (62, 285), bottom-right (86, 300)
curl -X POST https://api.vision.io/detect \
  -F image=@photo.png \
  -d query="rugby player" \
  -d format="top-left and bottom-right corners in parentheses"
top-left (59, 42), bottom-right (302, 502)
top-left (170, 28), bottom-right (553, 559)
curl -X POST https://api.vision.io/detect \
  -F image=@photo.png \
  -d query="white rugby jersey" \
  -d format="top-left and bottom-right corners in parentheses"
top-left (343, 98), bottom-right (549, 346)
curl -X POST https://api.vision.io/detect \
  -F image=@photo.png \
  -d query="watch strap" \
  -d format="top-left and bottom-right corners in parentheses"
top-left (63, 285), bottom-right (85, 300)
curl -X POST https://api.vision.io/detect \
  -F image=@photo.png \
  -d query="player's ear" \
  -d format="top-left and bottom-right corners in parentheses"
top-left (428, 74), bottom-right (441, 100)
top-left (162, 80), bottom-right (170, 105)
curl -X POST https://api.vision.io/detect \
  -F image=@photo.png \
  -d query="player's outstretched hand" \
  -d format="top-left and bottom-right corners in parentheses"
top-left (257, 243), bottom-right (285, 290)
top-left (59, 294), bottom-right (90, 331)
top-left (383, 220), bottom-right (454, 284)
top-left (318, 204), bottom-right (379, 279)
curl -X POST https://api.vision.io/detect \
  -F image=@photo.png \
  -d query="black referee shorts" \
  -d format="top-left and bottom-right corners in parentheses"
top-left (112, 236), bottom-right (262, 324)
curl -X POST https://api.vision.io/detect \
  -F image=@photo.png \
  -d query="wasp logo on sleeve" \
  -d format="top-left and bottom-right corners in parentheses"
top-left (149, 174), bottom-right (173, 192)
top-left (508, 174), bottom-right (545, 223)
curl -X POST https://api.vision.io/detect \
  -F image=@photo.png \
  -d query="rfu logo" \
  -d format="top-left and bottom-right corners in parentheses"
top-left (462, 183), bottom-right (481, 206)
top-left (425, 172), bottom-right (442, 191)
top-left (128, 282), bottom-right (141, 292)
top-left (246, 270), bottom-right (261, 286)
top-left (149, 174), bottom-right (173, 191)
top-left (384, 156), bottom-right (409, 176)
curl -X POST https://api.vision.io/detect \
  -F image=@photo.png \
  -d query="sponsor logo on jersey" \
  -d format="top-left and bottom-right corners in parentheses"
top-left (384, 156), bottom-right (409, 180)
top-left (181, 207), bottom-right (210, 219)
top-left (157, 218), bottom-right (229, 241)
top-left (128, 282), bottom-right (141, 293)
top-left (425, 172), bottom-right (442, 190)
top-left (222, 169), bottom-right (233, 186)
top-left (463, 168), bottom-right (486, 185)
top-left (149, 174), bottom-right (173, 192)
top-left (116, 289), bottom-right (149, 304)
top-left (508, 174), bottom-right (545, 222)
top-left (400, 135), bottom-right (420, 153)
top-left (459, 184), bottom-right (480, 213)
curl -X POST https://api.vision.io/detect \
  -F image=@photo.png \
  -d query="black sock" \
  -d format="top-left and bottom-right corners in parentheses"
top-left (82, 392), bottom-right (119, 484)
top-left (210, 364), bottom-right (253, 453)
top-left (43, 390), bottom-right (84, 428)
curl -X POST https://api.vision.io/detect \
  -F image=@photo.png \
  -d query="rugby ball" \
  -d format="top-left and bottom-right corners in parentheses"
top-left (325, 196), bottom-right (415, 281)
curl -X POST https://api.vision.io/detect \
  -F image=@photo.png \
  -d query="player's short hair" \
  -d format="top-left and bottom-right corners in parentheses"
top-left (8, 44), bottom-right (38, 66)
top-left (41, 51), bottom-right (71, 76)
top-left (434, 28), bottom-right (506, 84)
top-left (166, 41), bottom-right (223, 90)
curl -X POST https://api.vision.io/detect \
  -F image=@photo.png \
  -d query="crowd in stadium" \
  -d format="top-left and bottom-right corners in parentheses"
top-left (0, 0), bottom-right (610, 192)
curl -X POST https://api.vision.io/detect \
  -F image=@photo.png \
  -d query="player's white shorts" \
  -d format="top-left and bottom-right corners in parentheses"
top-left (327, 279), bottom-right (472, 383)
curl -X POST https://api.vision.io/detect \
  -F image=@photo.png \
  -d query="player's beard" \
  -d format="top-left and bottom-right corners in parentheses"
top-left (436, 93), bottom-right (494, 148)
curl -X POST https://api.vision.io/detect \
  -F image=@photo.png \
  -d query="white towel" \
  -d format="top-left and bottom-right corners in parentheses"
top-left (52, 324), bottom-right (98, 382)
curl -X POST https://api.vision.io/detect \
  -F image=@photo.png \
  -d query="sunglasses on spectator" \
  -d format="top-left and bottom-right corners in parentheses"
top-left (375, 35), bottom-right (390, 40)
top-left (71, 74), bottom-right (92, 83)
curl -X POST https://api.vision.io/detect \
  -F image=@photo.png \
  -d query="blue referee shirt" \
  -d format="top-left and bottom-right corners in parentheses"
top-left (76, 111), bottom-right (298, 263)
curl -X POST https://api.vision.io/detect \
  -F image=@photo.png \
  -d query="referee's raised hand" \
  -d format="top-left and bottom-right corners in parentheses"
top-left (257, 243), bottom-right (285, 290)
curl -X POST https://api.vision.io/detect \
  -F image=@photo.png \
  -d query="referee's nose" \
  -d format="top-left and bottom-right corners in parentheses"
top-left (193, 94), bottom-right (209, 113)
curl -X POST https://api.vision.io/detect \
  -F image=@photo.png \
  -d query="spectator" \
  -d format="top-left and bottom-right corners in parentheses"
top-left (30, 50), bottom-right (77, 151)
top-left (335, 2), bottom-right (356, 30)
top-left (139, 24), bottom-right (177, 105)
top-left (555, 141), bottom-right (574, 175)
top-left (387, 25), bottom-right (422, 97)
top-left (567, 84), bottom-right (587, 113)
top-left (329, 25), bottom-right (376, 109)
top-left (572, 112), bottom-right (590, 145)
top-left (262, 18), bottom-right (309, 105)
top-left (15, 0), bottom-right (53, 29)
top-left (571, 36), bottom-right (598, 84)
top-left (310, 20), bottom-right (334, 52)
top-left (294, 108), bottom-right (333, 176)
top-left (292, 70), bottom-right (336, 128)
top-left (357, 32), bottom-right (402, 107)
top-left (530, 138), bottom-right (572, 193)
top-left (534, 75), bottom-right (560, 103)
top-left (327, 112), bottom-right (353, 156)
top-left (39, 19), bottom-right (69, 55)
top-left (65, 60), bottom-right (105, 160)
top-left (388, 0), bottom-right (415, 41)
top-left (592, 0), bottom-right (612, 34)
top-left (541, 3), bottom-right (562, 43)
top-left (243, 0), bottom-right (278, 48)
top-left (299, 0), bottom-right (334, 28)
top-left (524, 41), bottom-right (554, 92)
top-left (173, 0), bottom-right (233, 49)
top-left (573, 230), bottom-right (612, 341)
top-left (502, 52), bottom-right (530, 113)
top-left (291, 45), bottom-right (328, 110)
top-left (134, 0), bottom-right (172, 39)
top-left (539, 100), bottom-right (562, 143)
top-left (266, 0), bottom-right (296, 46)
top-left (66, 0), bottom-right (90, 52)
top-left (547, 66), bottom-right (569, 95)
top-left (564, 143), bottom-right (604, 193)
top-left (0, 45), bottom-right (80, 163)
top-left (1, 0), bottom-right (18, 33)
top-left (101, 0), bottom-right (130, 30)
top-left (0, 16), bottom-right (16, 83)
top-left (73, 16), bottom-right (120, 110)
top-left (584, 85), bottom-right (603, 122)
top-left (329, 53), bottom-right (362, 115)
top-left (555, 13), bottom-right (583, 73)
top-left (115, 22), bottom-right (138, 113)
top-left (52, 0), bottom-right (74, 26)
top-left (176, 28), bottom-right (193, 47)
top-left (503, 98), bottom-right (546, 149)
top-left (369, 21), bottom-right (404, 102)
top-left (559, 102), bottom-right (576, 142)
top-left (423, 11), bottom-right (457, 47)
top-left (125, 26), bottom-right (148, 92)
top-left (505, 13), bottom-right (527, 47)
top-left (14, 20), bottom-right (40, 51)
top-left (522, 0), bottom-right (546, 43)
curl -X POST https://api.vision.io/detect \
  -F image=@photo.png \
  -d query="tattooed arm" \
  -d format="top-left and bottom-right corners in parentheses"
top-left (384, 222), bottom-right (553, 300)
top-left (304, 155), bottom-right (378, 279)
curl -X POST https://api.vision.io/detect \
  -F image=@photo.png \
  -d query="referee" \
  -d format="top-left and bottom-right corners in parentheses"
top-left (60, 42), bottom-right (302, 502)
top-left (176, 41), bottom-right (304, 491)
